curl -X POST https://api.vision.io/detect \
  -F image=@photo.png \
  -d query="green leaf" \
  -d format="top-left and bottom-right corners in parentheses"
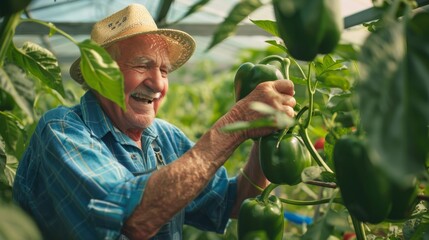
top-left (0, 64), bottom-right (35, 120)
top-left (314, 55), bottom-right (346, 76)
top-left (301, 209), bottom-right (335, 240)
top-left (8, 42), bottom-right (64, 97)
top-left (334, 43), bottom-right (360, 61)
top-left (4, 154), bottom-right (18, 187)
top-left (250, 19), bottom-right (279, 37)
top-left (358, 13), bottom-right (429, 185)
top-left (221, 101), bottom-right (295, 133)
top-left (78, 39), bottom-right (125, 110)
top-left (156, 0), bottom-right (174, 25)
top-left (265, 39), bottom-right (288, 53)
top-left (171, 0), bottom-right (211, 24)
top-left (409, 222), bottom-right (429, 240)
top-left (249, 101), bottom-right (278, 115)
top-left (317, 69), bottom-right (351, 90)
top-left (315, 55), bottom-right (352, 90)
top-left (0, 111), bottom-right (25, 159)
top-left (206, 0), bottom-right (263, 51)
top-left (0, 203), bottom-right (42, 240)
top-left (301, 166), bottom-right (323, 182)
top-left (325, 90), bottom-right (356, 113)
top-left (0, 138), bottom-right (7, 186)
top-left (221, 119), bottom-right (275, 133)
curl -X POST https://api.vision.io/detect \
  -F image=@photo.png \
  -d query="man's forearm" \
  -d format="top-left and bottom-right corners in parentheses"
top-left (123, 115), bottom-right (243, 239)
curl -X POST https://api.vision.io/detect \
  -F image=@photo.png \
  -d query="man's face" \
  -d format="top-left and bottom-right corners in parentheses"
top-left (96, 34), bottom-right (171, 138)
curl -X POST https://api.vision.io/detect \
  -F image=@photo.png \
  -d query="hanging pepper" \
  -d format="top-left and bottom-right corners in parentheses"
top-left (238, 184), bottom-right (284, 240)
top-left (0, 0), bottom-right (32, 17)
top-left (387, 178), bottom-right (419, 221)
top-left (234, 55), bottom-right (289, 102)
top-left (272, 0), bottom-right (343, 61)
top-left (259, 131), bottom-right (312, 185)
top-left (333, 134), bottom-right (392, 224)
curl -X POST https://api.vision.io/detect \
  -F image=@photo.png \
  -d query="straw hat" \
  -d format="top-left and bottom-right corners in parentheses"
top-left (70, 4), bottom-right (196, 84)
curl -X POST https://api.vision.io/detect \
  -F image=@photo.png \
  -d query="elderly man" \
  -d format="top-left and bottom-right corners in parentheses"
top-left (13, 4), bottom-right (295, 240)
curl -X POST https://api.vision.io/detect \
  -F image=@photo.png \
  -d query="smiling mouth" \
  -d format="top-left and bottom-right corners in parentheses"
top-left (130, 92), bottom-right (160, 104)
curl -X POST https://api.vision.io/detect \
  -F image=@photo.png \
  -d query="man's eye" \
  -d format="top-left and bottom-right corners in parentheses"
top-left (160, 68), bottom-right (168, 75)
top-left (135, 65), bottom-right (148, 69)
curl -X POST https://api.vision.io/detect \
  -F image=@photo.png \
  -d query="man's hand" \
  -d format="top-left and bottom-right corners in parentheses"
top-left (226, 79), bottom-right (296, 140)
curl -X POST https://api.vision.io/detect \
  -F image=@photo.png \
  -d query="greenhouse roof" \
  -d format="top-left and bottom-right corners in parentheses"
top-left (11, 0), bottom-right (429, 79)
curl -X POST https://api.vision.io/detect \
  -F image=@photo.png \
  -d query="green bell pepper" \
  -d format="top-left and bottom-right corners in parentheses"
top-left (259, 132), bottom-right (312, 185)
top-left (238, 185), bottom-right (284, 240)
top-left (234, 55), bottom-right (289, 102)
top-left (333, 134), bottom-right (392, 224)
top-left (387, 179), bottom-right (419, 221)
top-left (0, 0), bottom-right (32, 17)
top-left (273, 0), bottom-right (343, 61)
top-left (241, 231), bottom-right (269, 240)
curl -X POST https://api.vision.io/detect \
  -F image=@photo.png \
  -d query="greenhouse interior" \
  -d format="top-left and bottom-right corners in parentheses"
top-left (2, 0), bottom-right (429, 239)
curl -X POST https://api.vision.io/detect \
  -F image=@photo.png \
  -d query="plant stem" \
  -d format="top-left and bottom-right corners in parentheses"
top-left (304, 63), bottom-right (315, 129)
top-left (299, 127), bottom-right (334, 173)
top-left (19, 18), bottom-right (79, 45)
top-left (290, 58), bottom-right (307, 79)
top-left (351, 215), bottom-right (367, 240)
top-left (260, 183), bottom-right (279, 202)
top-left (304, 180), bottom-right (337, 189)
top-left (283, 58), bottom-right (290, 80)
top-left (279, 196), bottom-right (342, 206)
top-left (0, 12), bottom-right (22, 67)
top-left (295, 105), bottom-right (309, 122)
top-left (296, 62), bottom-right (333, 173)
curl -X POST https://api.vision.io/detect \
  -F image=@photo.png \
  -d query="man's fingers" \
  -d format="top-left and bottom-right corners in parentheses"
top-left (283, 95), bottom-right (296, 108)
top-left (274, 79), bottom-right (295, 96)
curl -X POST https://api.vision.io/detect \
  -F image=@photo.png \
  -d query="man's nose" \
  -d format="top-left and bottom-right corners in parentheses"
top-left (145, 68), bottom-right (165, 92)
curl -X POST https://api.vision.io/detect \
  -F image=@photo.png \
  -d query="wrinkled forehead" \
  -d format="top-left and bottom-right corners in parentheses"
top-left (116, 34), bottom-right (171, 66)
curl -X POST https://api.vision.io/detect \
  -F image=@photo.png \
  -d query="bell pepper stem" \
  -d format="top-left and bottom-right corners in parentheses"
top-left (351, 215), bottom-right (367, 240)
top-left (260, 183), bottom-right (279, 202)
top-left (258, 55), bottom-right (290, 80)
top-left (277, 105), bottom-right (309, 145)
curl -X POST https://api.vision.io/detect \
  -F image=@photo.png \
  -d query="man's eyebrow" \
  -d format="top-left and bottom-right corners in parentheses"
top-left (130, 56), bottom-right (152, 65)
top-left (131, 56), bottom-right (172, 71)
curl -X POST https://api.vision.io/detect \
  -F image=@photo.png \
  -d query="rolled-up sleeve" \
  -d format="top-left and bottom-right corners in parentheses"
top-left (87, 177), bottom-right (148, 238)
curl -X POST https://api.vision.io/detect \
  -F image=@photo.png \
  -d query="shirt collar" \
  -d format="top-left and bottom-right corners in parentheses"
top-left (80, 91), bottom-right (158, 145)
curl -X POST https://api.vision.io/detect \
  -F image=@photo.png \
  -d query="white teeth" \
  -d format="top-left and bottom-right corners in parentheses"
top-left (131, 91), bottom-right (160, 103)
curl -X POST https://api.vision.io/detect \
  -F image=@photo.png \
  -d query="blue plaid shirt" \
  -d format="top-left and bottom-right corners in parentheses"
top-left (13, 91), bottom-right (237, 240)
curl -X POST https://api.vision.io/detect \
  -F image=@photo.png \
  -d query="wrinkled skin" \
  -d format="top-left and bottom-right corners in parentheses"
top-left (94, 34), bottom-right (296, 239)
top-left (95, 35), bottom-right (171, 142)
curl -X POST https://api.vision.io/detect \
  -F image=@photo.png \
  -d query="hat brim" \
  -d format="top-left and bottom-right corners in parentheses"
top-left (69, 29), bottom-right (196, 84)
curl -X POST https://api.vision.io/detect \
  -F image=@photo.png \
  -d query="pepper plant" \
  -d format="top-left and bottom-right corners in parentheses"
top-left (1, 0), bottom-right (429, 239)
top-left (222, 0), bottom-right (429, 239)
